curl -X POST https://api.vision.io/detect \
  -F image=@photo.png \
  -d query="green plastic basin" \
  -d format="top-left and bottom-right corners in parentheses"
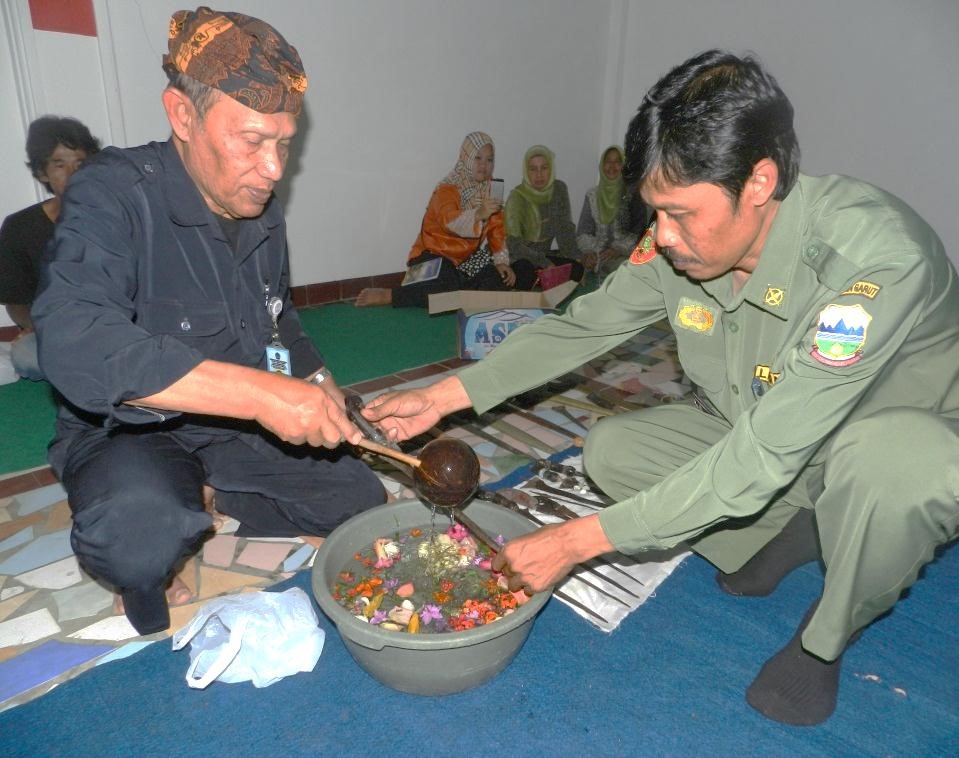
top-left (311, 498), bottom-right (549, 695)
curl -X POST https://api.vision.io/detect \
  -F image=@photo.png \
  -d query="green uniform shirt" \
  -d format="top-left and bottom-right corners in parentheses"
top-left (459, 173), bottom-right (959, 554)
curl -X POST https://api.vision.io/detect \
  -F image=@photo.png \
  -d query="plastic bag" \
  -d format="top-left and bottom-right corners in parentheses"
top-left (171, 588), bottom-right (325, 689)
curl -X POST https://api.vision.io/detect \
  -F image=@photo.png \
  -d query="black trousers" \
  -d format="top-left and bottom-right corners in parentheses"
top-left (61, 429), bottom-right (387, 634)
top-left (391, 252), bottom-right (508, 308)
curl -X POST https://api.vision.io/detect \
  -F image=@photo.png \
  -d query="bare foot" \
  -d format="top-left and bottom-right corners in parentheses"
top-left (202, 484), bottom-right (216, 511)
top-left (201, 484), bottom-right (230, 531)
top-left (355, 288), bottom-right (392, 307)
top-left (113, 574), bottom-right (194, 617)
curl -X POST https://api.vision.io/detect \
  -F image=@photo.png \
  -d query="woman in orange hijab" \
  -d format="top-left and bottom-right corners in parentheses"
top-left (356, 132), bottom-right (516, 307)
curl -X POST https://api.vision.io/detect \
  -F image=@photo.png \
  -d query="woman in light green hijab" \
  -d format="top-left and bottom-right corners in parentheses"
top-left (505, 145), bottom-right (583, 290)
top-left (576, 145), bottom-right (650, 279)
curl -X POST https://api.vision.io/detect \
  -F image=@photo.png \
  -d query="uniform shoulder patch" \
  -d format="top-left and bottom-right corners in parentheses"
top-left (629, 226), bottom-right (658, 265)
top-left (810, 303), bottom-right (872, 367)
top-left (840, 280), bottom-right (881, 299)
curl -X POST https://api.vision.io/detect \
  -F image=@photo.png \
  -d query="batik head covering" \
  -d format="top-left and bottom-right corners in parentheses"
top-left (510, 145), bottom-right (555, 241)
top-left (597, 145), bottom-right (625, 225)
top-left (162, 6), bottom-right (308, 116)
top-left (442, 131), bottom-right (494, 209)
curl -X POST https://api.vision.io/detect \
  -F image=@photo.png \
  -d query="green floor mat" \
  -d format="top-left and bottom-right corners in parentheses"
top-left (297, 302), bottom-right (458, 385)
top-left (0, 280), bottom-right (597, 476)
top-left (0, 379), bottom-right (58, 475)
top-left (0, 303), bottom-right (459, 475)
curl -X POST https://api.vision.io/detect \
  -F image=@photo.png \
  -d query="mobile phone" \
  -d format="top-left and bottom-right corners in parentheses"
top-left (490, 178), bottom-right (504, 202)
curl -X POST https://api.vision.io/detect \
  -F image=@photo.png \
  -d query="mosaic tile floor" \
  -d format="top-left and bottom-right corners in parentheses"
top-left (0, 324), bottom-right (687, 711)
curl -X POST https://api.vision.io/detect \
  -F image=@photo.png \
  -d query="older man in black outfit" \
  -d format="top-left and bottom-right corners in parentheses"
top-left (33, 7), bottom-right (385, 634)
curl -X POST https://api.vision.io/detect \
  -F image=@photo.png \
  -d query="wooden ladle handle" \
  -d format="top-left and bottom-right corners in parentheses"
top-left (355, 437), bottom-right (422, 468)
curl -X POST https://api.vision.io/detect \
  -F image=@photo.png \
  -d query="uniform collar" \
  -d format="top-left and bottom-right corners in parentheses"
top-left (701, 176), bottom-right (806, 319)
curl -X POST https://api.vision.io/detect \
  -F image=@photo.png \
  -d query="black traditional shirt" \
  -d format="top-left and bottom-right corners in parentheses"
top-left (33, 140), bottom-right (323, 471)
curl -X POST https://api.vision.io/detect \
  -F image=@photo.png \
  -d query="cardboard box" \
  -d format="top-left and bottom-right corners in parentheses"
top-left (427, 279), bottom-right (578, 315)
top-left (428, 280), bottom-right (578, 360)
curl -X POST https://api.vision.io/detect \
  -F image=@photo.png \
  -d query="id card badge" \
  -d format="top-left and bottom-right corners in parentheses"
top-left (266, 343), bottom-right (292, 375)
top-left (263, 293), bottom-right (292, 375)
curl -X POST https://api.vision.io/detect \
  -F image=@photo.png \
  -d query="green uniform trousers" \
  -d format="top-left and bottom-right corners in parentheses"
top-left (583, 404), bottom-right (959, 660)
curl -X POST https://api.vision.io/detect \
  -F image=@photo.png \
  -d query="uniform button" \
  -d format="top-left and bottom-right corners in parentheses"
top-left (728, 322), bottom-right (739, 333)
top-left (731, 385), bottom-right (739, 395)
top-left (240, 319), bottom-right (246, 328)
top-left (180, 319), bottom-right (191, 331)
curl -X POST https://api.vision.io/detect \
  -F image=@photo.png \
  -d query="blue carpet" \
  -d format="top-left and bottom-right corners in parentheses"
top-left (3, 542), bottom-right (956, 756)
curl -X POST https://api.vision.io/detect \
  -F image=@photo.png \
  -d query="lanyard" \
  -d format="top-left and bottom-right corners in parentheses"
top-left (263, 280), bottom-right (291, 375)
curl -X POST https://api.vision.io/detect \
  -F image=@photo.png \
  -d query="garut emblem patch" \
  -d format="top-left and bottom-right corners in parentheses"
top-left (810, 303), bottom-right (872, 367)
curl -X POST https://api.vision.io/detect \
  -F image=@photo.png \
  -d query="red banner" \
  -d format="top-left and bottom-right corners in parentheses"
top-left (29, 0), bottom-right (97, 37)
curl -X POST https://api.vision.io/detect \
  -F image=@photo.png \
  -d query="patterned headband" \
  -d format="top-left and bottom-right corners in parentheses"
top-left (162, 6), bottom-right (307, 116)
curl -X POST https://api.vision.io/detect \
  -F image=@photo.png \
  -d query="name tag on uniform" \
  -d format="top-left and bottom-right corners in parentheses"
top-left (266, 344), bottom-right (292, 375)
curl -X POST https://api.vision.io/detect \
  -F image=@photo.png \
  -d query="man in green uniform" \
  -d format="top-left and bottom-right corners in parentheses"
top-left (364, 49), bottom-right (959, 725)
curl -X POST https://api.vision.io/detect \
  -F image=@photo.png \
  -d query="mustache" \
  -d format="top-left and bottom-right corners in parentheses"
top-left (661, 247), bottom-right (695, 267)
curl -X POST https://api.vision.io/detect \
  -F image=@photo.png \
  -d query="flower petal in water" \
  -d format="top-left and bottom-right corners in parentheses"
top-left (419, 604), bottom-right (443, 624)
top-left (446, 523), bottom-right (469, 542)
top-left (373, 538), bottom-right (399, 560)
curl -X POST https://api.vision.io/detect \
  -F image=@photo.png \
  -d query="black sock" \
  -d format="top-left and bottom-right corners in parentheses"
top-left (746, 599), bottom-right (841, 726)
top-left (716, 508), bottom-right (820, 597)
top-left (121, 584), bottom-right (171, 635)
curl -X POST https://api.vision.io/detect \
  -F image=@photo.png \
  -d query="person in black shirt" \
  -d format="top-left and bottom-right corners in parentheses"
top-left (0, 116), bottom-right (99, 380)
top-left (33, 7), bottom-right (386, 634)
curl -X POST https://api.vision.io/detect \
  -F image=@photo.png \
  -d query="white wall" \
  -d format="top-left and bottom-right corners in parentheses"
top-left (0, 8), bottom-right (41, 215)
top-left (4, 0), bottom-right (957, 332)
top-left (95, 0), bottom-right (614, 285)
top-left (614, 0), bottom-right (959, 266)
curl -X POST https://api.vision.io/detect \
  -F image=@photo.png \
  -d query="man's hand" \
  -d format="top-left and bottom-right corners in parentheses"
top-left (363, 375), bottom-right (472, 441)
top-left (254, 374), bottom-right (358, 448)
top-left (492, 514), bottom-right (614, 594)
top-left (581, 251), bottom-right (598, 271)
top-left (127, 360), bottom-right (362, 448)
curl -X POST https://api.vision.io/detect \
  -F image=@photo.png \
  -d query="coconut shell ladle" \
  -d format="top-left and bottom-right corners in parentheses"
top-left (354, 436), bottom-right (497, 552)
top-left (346, 396), bottom-right (481, 507)
top-left (353, 436), bottom-right (480, 508)
top-left (346, 400), bottom-right (495, 550)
